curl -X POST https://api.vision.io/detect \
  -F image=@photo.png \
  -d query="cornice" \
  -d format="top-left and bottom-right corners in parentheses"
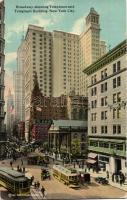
top-left (83, 40), bottom-right (127, 75)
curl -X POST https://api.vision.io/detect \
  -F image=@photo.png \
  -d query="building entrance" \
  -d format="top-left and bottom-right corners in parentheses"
top-left (115, 158), bottom-right (121, 173)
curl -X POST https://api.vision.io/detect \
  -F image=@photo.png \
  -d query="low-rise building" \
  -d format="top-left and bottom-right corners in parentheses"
top-left (48, 120), bottom-right (88, 159)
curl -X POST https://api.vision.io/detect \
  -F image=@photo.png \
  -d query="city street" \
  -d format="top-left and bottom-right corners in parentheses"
top-left (0, 157), bottom-right (126, 199)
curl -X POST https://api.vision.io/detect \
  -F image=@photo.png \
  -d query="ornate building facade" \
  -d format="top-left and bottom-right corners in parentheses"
top-left (83, 40), bottom-right (127, 174)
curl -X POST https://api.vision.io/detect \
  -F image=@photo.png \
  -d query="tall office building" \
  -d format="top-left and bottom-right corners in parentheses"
top-left (13, 41), bottom-right (25, 123)
top-left (83, 40), bottom-right (127, 174)
top-left (20, 25), bottom-right (52, 135)
top-left (79, 8), bottom-right (107, 96)
top-left (0, 0), bottom-right (5, 138)
top-left (52, 31), bottom-right (80, 96)
top-left (6, 89), bottom-right (14, 137)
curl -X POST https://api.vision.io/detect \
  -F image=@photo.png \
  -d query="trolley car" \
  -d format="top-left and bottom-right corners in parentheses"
top-left (0, 167), bottom-right (30, 195)
top-left (52, 165), bottom-right (80, 188)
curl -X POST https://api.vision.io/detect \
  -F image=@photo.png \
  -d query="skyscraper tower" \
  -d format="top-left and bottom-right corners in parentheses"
top-left (0, 1), bottom-right (5, 138)
top-left (79, 8), bottom-right (107, 95)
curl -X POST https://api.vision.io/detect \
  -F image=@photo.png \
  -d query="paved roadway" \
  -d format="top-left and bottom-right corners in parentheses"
top-left (0, 157), bottom-right (126, 199)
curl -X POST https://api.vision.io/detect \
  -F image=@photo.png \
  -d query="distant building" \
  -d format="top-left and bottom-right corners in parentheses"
top-left (83, 40), bottom-right (127, 174)
top-left (15, 42), bottom-right (25, 121)
top-left (6, 89), bottom-right (14, 137)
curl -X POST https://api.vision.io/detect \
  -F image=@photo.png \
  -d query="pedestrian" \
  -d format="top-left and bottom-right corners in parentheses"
top-left (73, 162), bottom-right (76, 168)
top-left (106, 171), bottom-right (109, 179)
top-left (120, 175), bottom-right (123, 186)
top-left (21, 159), bottom-right (23, 166)
top-left (23, 166), bottom-right (25, 173)
top-left (115, 174), bottom-right (119, 183)
top-left (30, 176), bottom-right (34, 185)
top-left (34, 182), bottom-right (37, 188)
top-left (112, 173), bottom-right (114, 182)
top-left (10, 161), bottom-right (13, 167)
top-left (41, 186), bottom-right (45, 198)
top-left (37, 181), bottom-right (40, 189)
top-left (19, 167), bottom-right (22, 173)
top-left (17, 165), bottom-right (19, 171)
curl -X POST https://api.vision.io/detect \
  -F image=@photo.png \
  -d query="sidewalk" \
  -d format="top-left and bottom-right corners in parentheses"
top-left (75, 166), bottom-right (127, 192)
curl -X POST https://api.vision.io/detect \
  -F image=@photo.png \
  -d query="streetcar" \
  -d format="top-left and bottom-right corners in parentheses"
top-left (52, 165), bottom-right (80, 188)
top-left (0, 167), bottom-right (30, 195)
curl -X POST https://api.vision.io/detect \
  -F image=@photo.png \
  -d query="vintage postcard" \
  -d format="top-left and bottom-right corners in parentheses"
top-left (0, 0), bottom-right (126, 199)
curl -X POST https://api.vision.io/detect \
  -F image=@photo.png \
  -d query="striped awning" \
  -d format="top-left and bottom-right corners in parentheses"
top-left (86, 159), bottom-right (97, 164)
top-left (88, 153), bottom-right (97, 159)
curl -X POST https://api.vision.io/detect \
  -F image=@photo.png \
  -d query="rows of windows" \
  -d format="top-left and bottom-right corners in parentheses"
top-left (91, 125), bottom-right (121, 134)
top-left (91, 76), bottom-right (121, 96)
top-left (90, 141), bottom-right (124, 150)
top-left (90, 61), bottom-right (121, 85)
top-left (91, 92), bottom-right (121, 109)
top-left (91, 108), bottom-right (121, 120)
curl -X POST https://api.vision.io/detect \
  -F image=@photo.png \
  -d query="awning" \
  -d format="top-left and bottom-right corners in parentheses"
top-left (88, 153), bottom-right (97, 159)
top-left (86, 159), bottom-right (97, 164)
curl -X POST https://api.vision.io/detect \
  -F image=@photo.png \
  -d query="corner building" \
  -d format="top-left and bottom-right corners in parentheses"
top-left (83, 40), bottom-right (127, 174)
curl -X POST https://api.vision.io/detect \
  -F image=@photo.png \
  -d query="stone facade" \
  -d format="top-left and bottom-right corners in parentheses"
top-left (83, 40), bottom-right (127, 174)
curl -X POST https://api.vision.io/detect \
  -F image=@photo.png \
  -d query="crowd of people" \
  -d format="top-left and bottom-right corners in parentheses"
top-left (106, 170), bottom-right (126, 186)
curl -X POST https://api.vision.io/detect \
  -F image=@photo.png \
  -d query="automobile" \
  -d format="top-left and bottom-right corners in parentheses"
top-left (41, 168), bottom-right (50, 180)
top-left (95, 177), bottom-right (109, 185)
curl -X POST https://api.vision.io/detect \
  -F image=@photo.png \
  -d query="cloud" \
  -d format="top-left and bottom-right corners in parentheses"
top-left (71, 16), bottom-right (85, 34)
top-left (5, 52), bottom-right (17, 65)
top-left (5, 12), bottom-right (61, 44)
top-left (32, 15), bottom-right (52, 27)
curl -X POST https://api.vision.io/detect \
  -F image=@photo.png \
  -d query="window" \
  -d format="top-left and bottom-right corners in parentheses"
top-left (117, 92), bottom-right (121, 102)
top-left (101, 126), bottom-right (107, 134)
top-left (118, 125), bottom-right (121, 134)
top-left (91, 126), bottom-right (97, 134)
top-left (113, 61), bottom-right (121, 73)
top-left (117, 76), bottom-right (121, 87)
top-left (116, 144), bottom-right (123, 150)
top-left (113, 76), bottom-right (121, 88)
top-left (113, 108), bottom-right (121, 119)
top-left (113, 78), bottom-right (116, 88)
top-left (91, 87), bottom-right (97, 96)
top-left (91, 113), bottom-right (97, 121)
top-left (101, 111), bottom-right (107, 120)
top-left (101, 96), bottom-right (107, 106)
top-left (91, 100), bottom-right (97, 108)
top-left (113, 108), bottom-right (116, 119)
top-left (113, 94), bottom-right (116, 103)
top-left (113, 63), bottom-right (116, 73)
top-left (113, 92), bottom-right (121, 103)
top-left (117, 61), bottom-right (121, 71)
top-left (99, 142), bottom-right (109, 148)
top-left (101, 68), bottom-right (107, 79)
top-left (113, 125), bottom-right (121, 134)
top-left (90, 140), bottom-right (98, 147)
top-left (101, 82), bottom-right (107, 93)
top-left (91, 74), bottom-right (97, 84)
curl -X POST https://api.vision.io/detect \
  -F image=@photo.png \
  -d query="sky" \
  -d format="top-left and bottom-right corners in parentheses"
top-left (4, 0), bottom-right (126, 98)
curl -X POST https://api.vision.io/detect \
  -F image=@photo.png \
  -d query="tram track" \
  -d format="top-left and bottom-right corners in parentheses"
top-left (30, 187), bottom-right (46, 200)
